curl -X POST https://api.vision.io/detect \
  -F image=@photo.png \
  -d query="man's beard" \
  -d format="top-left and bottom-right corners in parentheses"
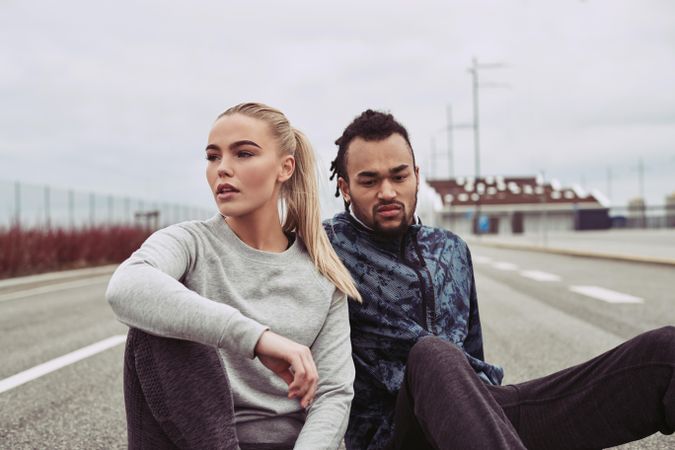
top-left (371, 194), bottom-right (418, 238)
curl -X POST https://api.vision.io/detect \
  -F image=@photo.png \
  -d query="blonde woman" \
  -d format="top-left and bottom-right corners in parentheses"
top-left (106, 102), bottom-right (361, 450)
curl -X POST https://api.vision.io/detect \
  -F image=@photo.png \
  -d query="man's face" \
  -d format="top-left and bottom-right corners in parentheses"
top-left (338, 133), bottom-right (419, 237)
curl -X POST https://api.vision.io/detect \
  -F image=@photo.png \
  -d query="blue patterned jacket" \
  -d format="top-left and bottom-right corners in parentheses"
top-left (323, 211), bottom-right (504, 450)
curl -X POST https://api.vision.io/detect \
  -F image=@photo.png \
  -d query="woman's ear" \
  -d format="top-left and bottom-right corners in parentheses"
top-left (278, 155), bottom-right (295, 183)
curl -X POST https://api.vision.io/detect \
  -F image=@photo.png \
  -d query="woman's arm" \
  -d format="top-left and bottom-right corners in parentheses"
top-left (106, 224), bottom-right (268, 358)
top-left (293, 289), bottom-right (355, 450)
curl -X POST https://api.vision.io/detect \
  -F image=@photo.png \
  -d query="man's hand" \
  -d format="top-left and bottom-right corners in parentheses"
top-left (254, 330), bottom-right (318, 409)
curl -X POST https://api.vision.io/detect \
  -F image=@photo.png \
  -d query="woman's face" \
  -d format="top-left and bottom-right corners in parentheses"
top-left (205, 113), bottom-right (293, 219)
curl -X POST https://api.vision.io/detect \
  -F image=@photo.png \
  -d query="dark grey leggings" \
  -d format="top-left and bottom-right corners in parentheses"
top-left (123, 328), bottom-right (293, 450)
top-left (387, 326), bottom-right (675, 450)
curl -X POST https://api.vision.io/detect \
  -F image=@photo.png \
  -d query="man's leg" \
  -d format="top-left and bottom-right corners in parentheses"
top-left (387, 336), bottom-right (526, 450)
top-left (124, 328), bottom-right (240, 450)
top-left (488, 326), bottom-right (675, 450)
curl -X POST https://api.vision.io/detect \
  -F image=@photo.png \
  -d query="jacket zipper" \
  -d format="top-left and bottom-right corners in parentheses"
top-left (399, 233), bottom-right (436, 332)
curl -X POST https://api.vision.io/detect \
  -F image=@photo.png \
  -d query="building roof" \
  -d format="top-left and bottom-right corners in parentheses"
top-left (428, 175), bottom-right (606, 208)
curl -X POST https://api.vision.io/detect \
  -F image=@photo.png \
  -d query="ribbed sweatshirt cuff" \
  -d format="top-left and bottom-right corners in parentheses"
top-left (218, 313), bottom-right (269, 359)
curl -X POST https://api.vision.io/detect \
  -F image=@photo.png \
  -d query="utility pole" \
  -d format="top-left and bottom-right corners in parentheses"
top-left (638, 158), bottom-right (644, 200)
top-left (469, 58), bottom-right (481, 178)
top-left (430, 137), bottom-right (437, 179)
top-left (437, 104), bottom-right (472, 180)
top-left (467, 57), bottom-right (508, 178)
top-left (539, 170), bottom-right (548, 246)
top-left (446, 104), bottom-right (454, 179)
top-left (467, 57), bottom-right (508, 234)
top-left (636, 158), bottom-right (647, 228)
top-left (606, 166), bottom-right (612, 205)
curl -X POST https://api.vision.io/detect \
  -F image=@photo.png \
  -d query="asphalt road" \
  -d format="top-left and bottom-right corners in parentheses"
top-left (0, 247), bottom-right (673, 449)
top-left (474, 245), bottom-right (675, 450)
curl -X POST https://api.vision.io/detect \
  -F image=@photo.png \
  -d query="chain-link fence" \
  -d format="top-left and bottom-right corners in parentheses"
top-left (0, 180), bottom-right (213, 230)
top-left (0, 180), bottom-right (216, 279)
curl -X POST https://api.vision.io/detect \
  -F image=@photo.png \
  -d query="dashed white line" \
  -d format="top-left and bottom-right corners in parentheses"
top-left (0, 276), bottom-right (111, 303)
top-left (492, 262), bottom-right (519, 271)
top-left (0, 335), bottom-right (126, 394)
top-left (520, 270), bottom-right (561, 282)
top-left (569, 286), bottom-right (644, 304)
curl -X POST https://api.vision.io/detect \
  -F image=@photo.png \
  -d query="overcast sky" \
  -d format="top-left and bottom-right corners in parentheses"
top-left (1, 0), bottom-right (674, 217)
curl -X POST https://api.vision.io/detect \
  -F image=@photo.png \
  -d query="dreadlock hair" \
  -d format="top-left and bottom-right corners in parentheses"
top-left (330, 109), bottom-right (416, 211)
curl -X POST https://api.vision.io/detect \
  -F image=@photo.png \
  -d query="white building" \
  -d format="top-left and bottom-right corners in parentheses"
top-left (428, 176), bottom-right (610, 235)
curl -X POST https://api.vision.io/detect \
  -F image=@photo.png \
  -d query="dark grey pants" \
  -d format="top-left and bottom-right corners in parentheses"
top-left (123, 328), bottom-right (294, 450)
top-left (123, 328), bottom-right (239, 449)
top-left (387, 326), bottom-right (675, 450)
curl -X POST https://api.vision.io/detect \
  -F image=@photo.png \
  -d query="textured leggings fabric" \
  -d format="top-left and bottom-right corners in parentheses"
top-left (387, 326), bottom-right (675, 450)
top-left (124, 328), bottom-right (240, 450)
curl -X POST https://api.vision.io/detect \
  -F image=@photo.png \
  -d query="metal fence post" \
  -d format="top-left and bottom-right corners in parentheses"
top-left (125, 197), bottom-right (130, 226)
top-left (44, 185), bottom-right (51, 229)
top-left (14, 181), bottom-right (21, 226)
top-left (89, 192), bottom-right (95, 227)
top-left (108, 195), bottom-right (113, 225)
top-left (68, 189), bottom-right (75, 229)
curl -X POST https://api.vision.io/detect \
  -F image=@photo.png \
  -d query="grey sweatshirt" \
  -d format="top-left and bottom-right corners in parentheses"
top-left (106, 213), bottom-right (354, 449)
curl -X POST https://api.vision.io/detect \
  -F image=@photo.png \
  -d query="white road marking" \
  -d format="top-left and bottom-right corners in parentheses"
top-left (0, 276), bottom-right (111, 303)
top-left (492, 262), bottom-right (518, 271)
top-left (520, 270), bottom-right (561, 282)
top-left (0, 335), bottom-right (126, 394)
top-left (472, 256), bottom-right (492, 264)
top-left (569, 286), bottom-right (644, 304)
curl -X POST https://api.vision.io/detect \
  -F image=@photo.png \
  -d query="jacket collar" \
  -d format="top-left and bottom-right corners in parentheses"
top-left (334, 210), bottom-right (422, 251)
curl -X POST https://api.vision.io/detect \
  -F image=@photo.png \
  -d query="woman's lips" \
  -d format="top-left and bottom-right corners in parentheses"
top-left (217, 191), bottom-right (239, 201)
top-left (216, 183), bottom-right (240, 201)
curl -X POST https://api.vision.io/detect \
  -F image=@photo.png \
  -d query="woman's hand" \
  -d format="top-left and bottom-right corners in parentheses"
top-left (254, 330), bottom-right (318, 409)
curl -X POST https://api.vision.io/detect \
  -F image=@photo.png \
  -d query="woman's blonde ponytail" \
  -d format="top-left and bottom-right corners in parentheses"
top-left (284, 128), bottom-right (362, 302)
top-left (219, 103), bottom-right (361, 302)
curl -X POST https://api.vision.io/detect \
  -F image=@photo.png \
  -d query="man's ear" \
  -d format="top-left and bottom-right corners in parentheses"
top-left (278, 155), bottom-right (295, 183)
top-left (414, 166), bottom-right (420, 189)
top-left (338, 177), bottom-right (351, 204)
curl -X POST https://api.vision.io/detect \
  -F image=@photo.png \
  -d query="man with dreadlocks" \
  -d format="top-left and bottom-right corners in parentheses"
top-left (322, 109), bottom-right (675, 450)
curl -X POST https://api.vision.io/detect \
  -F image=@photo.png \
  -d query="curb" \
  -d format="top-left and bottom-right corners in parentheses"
top-left (466, 240), bottom-right (675, 268)
top-left (0, 265), bottom-right (119, 289)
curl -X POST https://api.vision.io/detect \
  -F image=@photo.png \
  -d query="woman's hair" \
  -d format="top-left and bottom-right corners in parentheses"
top-left (217, 103), bottom-right (362, 302)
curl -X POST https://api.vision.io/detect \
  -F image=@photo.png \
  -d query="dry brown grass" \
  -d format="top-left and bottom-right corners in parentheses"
top-left (0, 223), bottom-right (152, 279)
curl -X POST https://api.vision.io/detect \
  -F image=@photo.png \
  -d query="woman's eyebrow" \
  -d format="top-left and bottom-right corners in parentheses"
top-left (205, 140), bottom-right (262, 152)
top-left (229, 140), bottom-right (262, 150)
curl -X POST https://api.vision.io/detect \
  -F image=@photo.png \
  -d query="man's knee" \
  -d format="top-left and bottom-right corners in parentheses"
top-left (650, 326), bottom-right (675, 360)
top-left (405, 337), bottom-right (483, 404)
top-left (407, 336), bottom-right (467, 372)
top-left (655, 325), bottom-right (675, 342)
top-left (633, 326), bottom-right (675, 363)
